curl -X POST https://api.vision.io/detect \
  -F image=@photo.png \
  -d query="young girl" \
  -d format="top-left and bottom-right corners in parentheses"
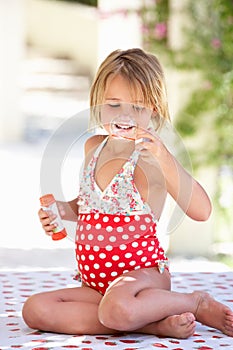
top-left (22, 48), bottom-right (233, 339)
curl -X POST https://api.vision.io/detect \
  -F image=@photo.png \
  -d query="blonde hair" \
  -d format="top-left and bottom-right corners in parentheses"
top-left (89, 48), bottom-right (170, 130)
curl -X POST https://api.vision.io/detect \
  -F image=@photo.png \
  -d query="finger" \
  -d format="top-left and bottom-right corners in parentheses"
top-left (38, 208), bottom-right (50, 219)
top-left (135, 137), bottom-right (152, 146)
top-left (135, 145), bottom-right (151, 155)
top-left (136, 129), bottom-right (152, 139)
top-left (40, 210), bottom-right (58, 226)
top-left (40, 216), bottom-right (53, 226)
top-left (137, 125), bottom-right (155, 135)
top-left (136, 130), bottom-right (156, 143)
top-left (39, 208), bottom-right (57, 222)
top-left (44, 227), bottom-right (54, 236)
top-left (135, 138), bottom-right (154, 151)
top-left (42, 221), bottom-right (57, 236)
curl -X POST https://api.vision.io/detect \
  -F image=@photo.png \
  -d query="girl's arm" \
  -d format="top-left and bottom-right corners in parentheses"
top-left (57, 198), bottom-right (79, 222)
top-left (161, 152), bottom-right (212, 221)
top-left (136, 130), bottom-right (212, 222)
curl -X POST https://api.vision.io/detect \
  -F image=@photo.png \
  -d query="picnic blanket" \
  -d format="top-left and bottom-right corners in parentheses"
top-left (1, 269), bottom-right (233, 349)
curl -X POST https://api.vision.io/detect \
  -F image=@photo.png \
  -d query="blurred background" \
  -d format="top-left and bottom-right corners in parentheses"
top-left (0, 0), bottom-right (232, 271)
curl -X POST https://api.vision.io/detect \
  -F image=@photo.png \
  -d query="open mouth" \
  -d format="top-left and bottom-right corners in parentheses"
top-left (111, 123), bottom-right (137, 140)
top-left (110, 116), bottom-right (137, 140)
top-left (113, 123), bottom-right (135, 130)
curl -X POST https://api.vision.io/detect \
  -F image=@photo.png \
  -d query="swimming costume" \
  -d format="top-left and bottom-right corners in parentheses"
top-left (75, 137), bottom-right (168, 294)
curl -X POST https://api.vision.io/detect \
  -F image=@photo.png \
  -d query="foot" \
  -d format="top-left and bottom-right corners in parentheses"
top-left (140, 312), bottom-right (196, 339)
top-left (194, 291), bottom-right (233, 337)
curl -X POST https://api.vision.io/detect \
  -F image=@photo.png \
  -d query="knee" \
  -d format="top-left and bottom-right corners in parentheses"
top-left (22, 294), bottom-right (50, 330)
top-left (98, 294), bottom-right (135, 331)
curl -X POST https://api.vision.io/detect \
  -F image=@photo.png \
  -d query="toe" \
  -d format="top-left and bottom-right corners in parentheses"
top-left (179, 312), bottom-right (195, 325)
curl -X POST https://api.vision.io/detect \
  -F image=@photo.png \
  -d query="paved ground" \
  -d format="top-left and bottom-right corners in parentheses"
top-left (0, 138), bottom-right (230, 273)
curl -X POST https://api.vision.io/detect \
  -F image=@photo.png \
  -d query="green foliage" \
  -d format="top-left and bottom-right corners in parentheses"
top-left (141, 0), bottom-right (169, 53)
top-left (175, 0), bottom-right (233, 169)
top-left (142, 0), bottom-right (233, 170)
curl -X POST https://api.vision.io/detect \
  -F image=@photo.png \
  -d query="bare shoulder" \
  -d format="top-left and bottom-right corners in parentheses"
top-left (84, 134), bottom-right (107, 155)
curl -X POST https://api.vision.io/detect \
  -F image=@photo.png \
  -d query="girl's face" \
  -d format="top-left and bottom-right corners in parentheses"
top-left (101, 74), bottom-right (153, 136)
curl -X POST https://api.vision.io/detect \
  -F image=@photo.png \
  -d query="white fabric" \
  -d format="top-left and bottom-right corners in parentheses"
top-left (1, 270), bottom-right (233, 349)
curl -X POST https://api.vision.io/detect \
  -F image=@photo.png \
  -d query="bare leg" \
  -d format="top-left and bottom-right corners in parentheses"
top-left (23, 270), bottom-right (233, 338)
top-left (99, 268), bottom-right (233, 337)
top-left (99, 269), bottom-right (198, 330)
top-left (22, 286), bottom-right (116, 334)
top-left (22, 284), bottom-right (196, 338)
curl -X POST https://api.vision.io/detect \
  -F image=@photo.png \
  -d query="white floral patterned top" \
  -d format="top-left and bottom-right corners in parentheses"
top-left (77, 137), bottom-right (156, 220)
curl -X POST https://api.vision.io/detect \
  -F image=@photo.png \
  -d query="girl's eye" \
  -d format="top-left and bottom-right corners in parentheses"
top-left (133, 105), bottom-right (144, 112)
top-left (108, 103), bottom-right (121, 108)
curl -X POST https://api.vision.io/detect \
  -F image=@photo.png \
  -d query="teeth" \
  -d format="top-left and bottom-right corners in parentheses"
top-left (115, 124), bottom-right (133, 130)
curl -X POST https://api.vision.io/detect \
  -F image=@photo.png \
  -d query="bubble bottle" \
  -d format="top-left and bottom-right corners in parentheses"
top-left (40, 194), bottom-right (67, 240)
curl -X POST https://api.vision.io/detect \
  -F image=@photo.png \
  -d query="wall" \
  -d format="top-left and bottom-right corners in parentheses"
top-left (25, 0), bottom-right (142, 78)
top-left (0, 0), bottom-right (25, 141)
top-left (2, 0), bottom-right (214, 257)
top-left (25, 0), bottom-right (99, 77)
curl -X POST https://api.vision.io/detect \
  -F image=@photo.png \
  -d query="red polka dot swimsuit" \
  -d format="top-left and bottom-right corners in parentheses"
top-left (75, 137), bottom-right (168, 295)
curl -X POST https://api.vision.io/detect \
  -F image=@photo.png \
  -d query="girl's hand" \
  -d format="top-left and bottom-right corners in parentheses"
top-left (38, 208), bottom-right (57, 237)
top-left (135, 127), bottom-right (169, 166)
top-left (38, 202), bottom-right (66, 237)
